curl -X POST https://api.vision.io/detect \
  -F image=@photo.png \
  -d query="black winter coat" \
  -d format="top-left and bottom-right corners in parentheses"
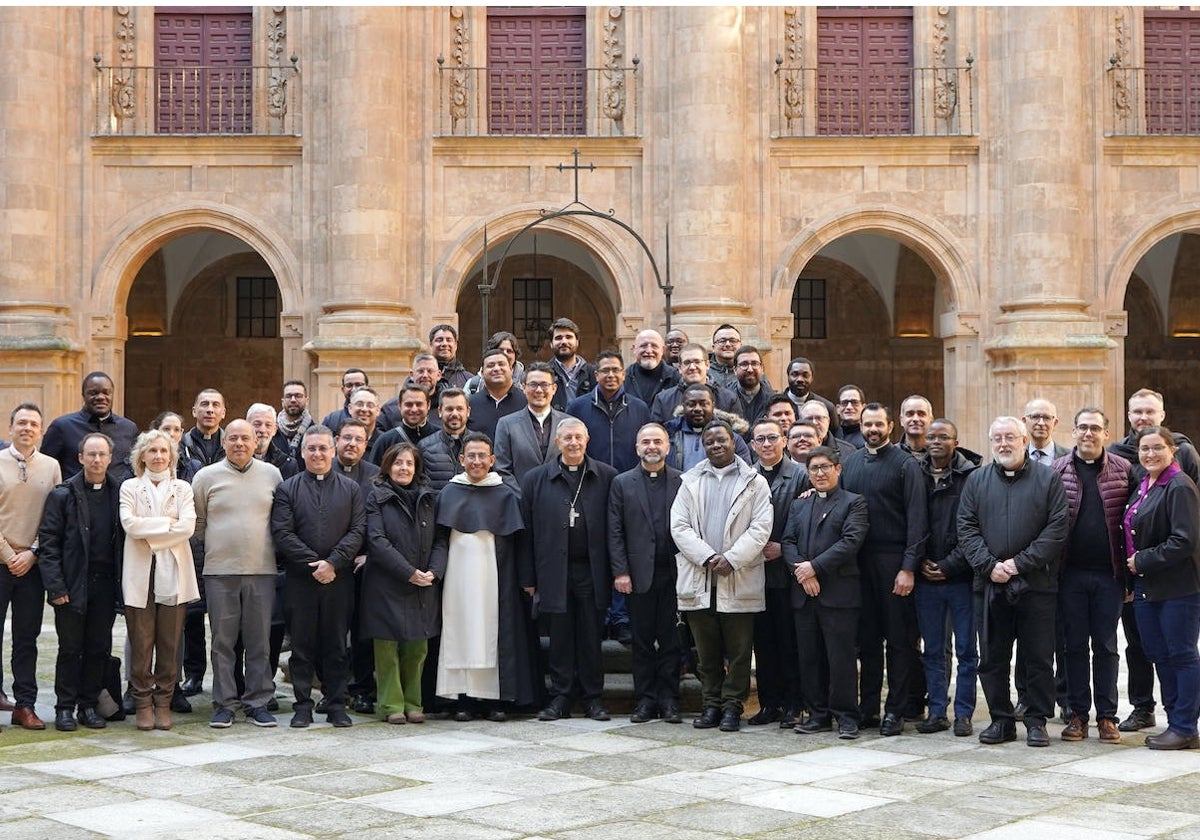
top-left (38, 473), bottom-right (125, 611)
top-left (360, 482), bottom-right (444, 641)
top-left (1127, 469), bottom-right (1200, 602)
top-left (270, 470), bottom-right (366, 575)
top-left (418, 431), bottom-right (464, 491)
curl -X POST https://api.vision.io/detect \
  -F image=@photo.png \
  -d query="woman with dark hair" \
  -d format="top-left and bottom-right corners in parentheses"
top-left (361, 442), bottom-right (443, 723)
top-left (1123, 425), bottom-right (1200, 749)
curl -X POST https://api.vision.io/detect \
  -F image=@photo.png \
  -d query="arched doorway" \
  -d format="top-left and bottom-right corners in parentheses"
top-left (124, 229), bottom-right (283, 428)
top-left (790, 232), bottom-right (945, 415)
top-left (457, 232), bottom-right (619, 370)
top-left (1123, 231), bottom-right (1200, 436)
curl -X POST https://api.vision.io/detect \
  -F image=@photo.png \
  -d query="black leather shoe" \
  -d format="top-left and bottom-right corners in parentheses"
top-left (1146, 729), bottom-right (1200, 750)
top-left (180, 677), bottom-right (203, 696)
top-left (1026, 724), bottom-right (1050, 747)
top-left (122, 686), bottom-right (136, 716)
top-left (838, 720), bottom-right (860, 740)
top-left (979, 720), bottom-right (1017, 744)
top-left (860, 713), bottom-right (881, 729)
top-left (538, 699), bottom-right (570, 721)
top-left (452, 708), bottom-right (474, 722)
top-left (327, 708), bottom-right (353, 727)
top-left (1119, 708), bottom-right (1157, 732)
top-left (794, 715), bottom-right (832, 734)
top-left (77, 707), bottom-right (107, 729)
top-left (719, 709), bottom-right (741, 732)
top-left (953, 716), bottom-right (974, 737)
top-left (613, 624), bottom-right (633, 646)
top-left (170, 688), bottom-right (192, 714)
top-left (693, 706), bottom-right (722, 729)
top-left (661, 704), bottom-right (682, 724)
top-left (916, 715), bottom-right (950, 734)
top-left (880, 713), bottom-right (904, 736)
top-left (747, 706), bottom-right (781, 725)
top-left (630, 702), bottom-right (657, 723)
top-left (778, 707), bottom-right (799, 728)
top-left (266, 697), bottom-right (280, 712)
top-left (290, 707), bottom-right (313, 728)
top-left (55, 709), bottom-right (77, 732)
top-left (585, 702), bottom-right (611, 721)
top-left (350, 694), bottom-right (375, 715)
top-left (484, 707), bottom-right (508, 722)
top-left (1013, 701), bottom-right (1027, 721)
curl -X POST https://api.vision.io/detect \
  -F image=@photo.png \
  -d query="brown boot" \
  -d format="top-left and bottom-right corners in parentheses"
top-left (1061, 714), bottom-right (1087, 741)
top-left (154, 707), bottom-right (172, 731)
top-left (135, 706), bottom-right (154, 731)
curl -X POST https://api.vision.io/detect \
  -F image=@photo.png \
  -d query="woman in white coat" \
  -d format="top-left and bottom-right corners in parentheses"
top-left (120, 429), bottom-right (199, 730)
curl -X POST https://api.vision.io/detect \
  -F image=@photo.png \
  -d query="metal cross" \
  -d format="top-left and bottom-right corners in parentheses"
top-left (557, 148), bottom-right (594, 205)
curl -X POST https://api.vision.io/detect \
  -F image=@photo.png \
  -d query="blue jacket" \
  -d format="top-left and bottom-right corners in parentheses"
top-left (566, 388), bottom-right (650, 474)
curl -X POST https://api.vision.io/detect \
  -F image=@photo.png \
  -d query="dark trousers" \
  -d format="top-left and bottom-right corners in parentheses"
top-left (857, 554), bottom-right (919, 718)
top-left (0, 564), bottom-right (43, 708)
top-left (1060, 567), bottom-right (1123, 722)
top-left (1122, 599), bottom-right (1158, 712)
top-left (546, 559), bottom-right (605, 705)
top-left (53, 568), bottom-right (117, 711)
top-left (794, 601), bottom-right (859, 725)
top-left (347, 567), bottom-right (376, 699)
top-left (284, 573), bottom-right (352, 711)
top-left (979, 589), bottom-right (1057, 726)
top-left (626, 570), bottom-right (681, 709)
top-left (753, 586), bottom-right (802, 711)
top-left (1014, 604), bottom-right (1069, 711)
top-left (914, 580), bottom-right (977, 720)
top-left (688, 603), bottom-right (755, 713)
top-left (183, 601), bottom-right (206, 682)
top-left (1134, 592), bottom-right (1200, 736)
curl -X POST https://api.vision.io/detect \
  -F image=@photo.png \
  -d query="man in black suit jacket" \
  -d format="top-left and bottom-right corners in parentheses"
top-left (495, 362), bottom-right (568, 485)
top-left (608, 422), bottom-right (684, 724)
top-left (783, 445), bottom-right (869, 740)
top-left (519, 418), bottom-right (618, 722)
top-left (747, 419), bottom-right (806, 728)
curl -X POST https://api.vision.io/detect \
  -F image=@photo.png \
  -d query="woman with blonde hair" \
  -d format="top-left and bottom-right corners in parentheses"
top-left (120, 429), bottom-right (199, 730)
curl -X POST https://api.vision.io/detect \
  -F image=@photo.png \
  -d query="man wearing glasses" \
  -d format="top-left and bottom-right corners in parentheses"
top-left (833, 384), bottom-right (867, 448)
top-left (1023, 399), bottom-right (1070, 464)
top-left (0, 403), bottom-right (61, 729)
top-left (729, 346), bottom-right (775, 433)
top-left (567, 350), bottom-right (650, 474)
top-left (495, 362), bottom-right (569, 484)
top-left (650, 343), bottom-right (738, 424)
top-left (708, 324), bottom-right (743, 391)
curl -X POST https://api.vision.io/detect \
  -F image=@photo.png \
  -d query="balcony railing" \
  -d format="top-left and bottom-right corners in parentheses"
top-left (92, 61), bottom-right (301, 137)
top-left (1106, 63), bottom-right (1200, 136)
top-left (435, 61), bottom-right (641, 138)
top-left (773, 63), bottom-right (976, 138)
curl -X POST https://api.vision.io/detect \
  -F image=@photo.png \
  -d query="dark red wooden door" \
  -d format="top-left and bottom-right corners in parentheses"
top-left (487, 8), bottom-right (586, 135)
top-left (817, 9), bottom-right (913, 136)
top-left (1144, 11), bottom-right (1200, 134)
top-left (155, 7), bottom-right (253, 134)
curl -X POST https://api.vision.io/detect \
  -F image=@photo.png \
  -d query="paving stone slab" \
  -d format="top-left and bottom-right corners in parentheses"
top-left (176, 781), bottom-right (336, 817)
top-left (960, 818), bottom-right (1147, 840)
top-left (555, 819), bottom-right (731, 840)
top-left (245, 800), bottom-right (405, 835)
top-left (335, 817), bottom-right (520, 840)
top-left (541, 751), bottom-right (690, 782)
top-left (277, 769), bottom-right (421, 797)
top-left (204, 753), bottom-right (357, 783)
top-left (849, 800), bottom-right (1019, 838)
top-left (47, 797), bottom-right (231, 837)
top-left (456, 785), bottom-right (698, 834)
top-left (647, 799), bottom-right (817, 836)
top-left (631, 768), bottom-right (788, 801)
top-left (810, 768), bottom-right (962, 801)
top-left (0, 816), bottom-right (105, 839)
top-left (1038, 800), bottom-right (1200, 836)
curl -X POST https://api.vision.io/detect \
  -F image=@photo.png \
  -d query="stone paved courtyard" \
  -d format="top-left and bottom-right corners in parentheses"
top-left (2, 607), bottom-right (1199, 839)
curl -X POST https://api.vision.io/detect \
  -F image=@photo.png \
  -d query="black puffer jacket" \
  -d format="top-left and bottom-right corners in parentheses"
top-left (38, 472), bottom-right (125, 611)
top-left (418, 431), bottom-right (464, 491)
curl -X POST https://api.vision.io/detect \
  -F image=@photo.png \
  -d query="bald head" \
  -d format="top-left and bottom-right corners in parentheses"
top-left (633, 329), bottom-right (665, 370)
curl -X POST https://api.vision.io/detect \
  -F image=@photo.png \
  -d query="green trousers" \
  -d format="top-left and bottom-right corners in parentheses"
top-left (374, 638), bottom-right (428, 716)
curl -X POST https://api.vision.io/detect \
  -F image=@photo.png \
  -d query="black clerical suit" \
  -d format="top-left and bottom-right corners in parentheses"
top-left (608, 463), bottom-right (683, 714)
top-left (519, 456), bottom-right (617, 708)
top-left (782, 485), bottom-right (868, 727)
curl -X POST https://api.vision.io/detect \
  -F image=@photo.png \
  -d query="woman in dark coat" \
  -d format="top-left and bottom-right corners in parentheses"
top-left (362, 442), bottom-right (443, 723)
top-left (1123, 425), bottom-right (1200, 750)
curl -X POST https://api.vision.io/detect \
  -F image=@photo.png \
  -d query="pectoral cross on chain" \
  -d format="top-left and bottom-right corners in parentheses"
top-left (569, 506), bottom-right (579, 527)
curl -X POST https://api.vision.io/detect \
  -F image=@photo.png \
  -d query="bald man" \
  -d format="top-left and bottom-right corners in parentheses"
top-left (623, 329), bottom-right (683, 407)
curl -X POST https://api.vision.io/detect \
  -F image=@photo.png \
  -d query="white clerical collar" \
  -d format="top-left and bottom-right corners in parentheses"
top-left (816, 491), bottom-right (828, 498)
top-left (529, 406), bottom-right (552, 423)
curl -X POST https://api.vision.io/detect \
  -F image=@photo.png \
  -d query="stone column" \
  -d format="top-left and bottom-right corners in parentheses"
top-left (983, 6), bottom-right (1114, 433)
top-left (304, 7), bottom-right (422, 416)
top-left (0, 7), bottom-right (81, 411)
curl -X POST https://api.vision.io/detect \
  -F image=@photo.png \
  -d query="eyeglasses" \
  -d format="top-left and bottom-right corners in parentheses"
top-left (1139, 444), bottom-right (1170, 454)
top-left (990, 434), bottom-right (1020, 444)
top-left (752, 434), bottom-right (781, 445)
top-left (1026, 413), bottom-right (1054, 422)
top-left (679, 359), bottom-right (705, 368)
top-left (1075, 424), bottom-right (1104, 435)
top-left (736, 361), bottom-right (762, 369)
top-left (714, 337), bottom-right (740, 345)
top-left (524, 381), bottom-right (554, 391)
top-left (808, 463), bottom-right (836, 474)
top-left (838, 399), bottom-right (862, 406)
top-left (596, 367), bottom-right (623, 376)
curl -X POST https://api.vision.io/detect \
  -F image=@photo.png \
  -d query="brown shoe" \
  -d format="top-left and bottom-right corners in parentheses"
top-left (135, 706), bottom-right (154, 731)
top-left (11, 707), bottom-right (44, 730)
top-left (154, 708), bottom-right (172, 731)
top-left (405, 710), bottom-right (425, 724)
top-left (0, 691), bottom-right (15, 712)
top-left (1061, 714), bottom-right (1087, 741)
top-left (1097, 719), bottom-right (1122, 743)
top-left (386, 712), bottom-right (407, 725)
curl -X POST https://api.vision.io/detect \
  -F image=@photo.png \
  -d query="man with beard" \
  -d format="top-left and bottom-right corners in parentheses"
top-left (395, 353), bottom-right (445, 413)
top-left (248, 404), bottom-right (299, 479)
top-left (42, 372), bottom-right (138, 480)
top-left (784, 358), bottom-right (836, 419)
top-left (664, 329), bottom-right (689, 367)
top-left (708, 324), bottom-right (742, 391)
top-left (624, 329), bottom-right (683, 407)
top-left (319, 369), bottom-right (368, 434)
top-left (430, 324), bottom-right (472, 390)
top-left (609, 423), bottom-right (684, 723)
top-left (274, 380), bottom-right (314, 459)
top-left (664, 385), bottom-right (751, 472)
top-left (467, 348), bottom-right (527, 440)
top-left (800, 399), bottom-right (857, 462)
top-left (729, 346), bottom-right (775, 432)
top-left (839, 403), bottom-right (928, 736)
top-left (651, 343), bottom-right (738, 424)
top-left (899, 395), bottom-right (934, 460)
top-left (419, 389), bottom-right (471, 490)
top-left (434, 433), bottom-right (538, 721)
top-left (521, 419), bottom-right (617, 722)
top-left (913, 418), bottom-right (978, 737)
top-left (959, 416), bottom-right (1069, 747)
top-left (671, 419), bottom-right (772, 732)
top-left (747, 419), bottom-right (805, 728)
top-left (495, 362), bottom-right (569, 484)
top-left (548, 318), bottom-right (597, 411)
top-left (833, 384), bottom-right (867, 448)
top-left (369, 385), bottom-right (440, 465)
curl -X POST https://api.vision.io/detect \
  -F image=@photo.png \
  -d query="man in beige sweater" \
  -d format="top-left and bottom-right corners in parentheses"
top-left (192, 419), bottom-right (283, 728)
top-left (0, 403), bottom-right (62, 729)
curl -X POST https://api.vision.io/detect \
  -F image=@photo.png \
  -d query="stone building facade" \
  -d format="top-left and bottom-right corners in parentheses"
top-left (2, 6), bottom-right (1198, 445)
